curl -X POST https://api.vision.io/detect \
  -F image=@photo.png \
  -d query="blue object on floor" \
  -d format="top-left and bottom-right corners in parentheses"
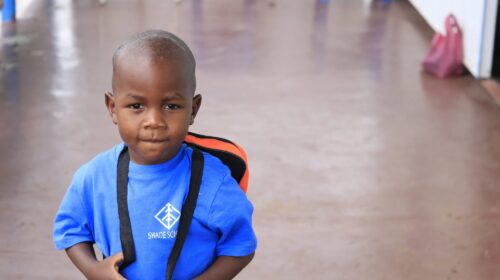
top-left (3, 0), bottom-right (16, 23)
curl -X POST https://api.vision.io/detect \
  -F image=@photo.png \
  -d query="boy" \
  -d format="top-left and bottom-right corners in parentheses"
top-left (53, 30), bottom-right (257, 280)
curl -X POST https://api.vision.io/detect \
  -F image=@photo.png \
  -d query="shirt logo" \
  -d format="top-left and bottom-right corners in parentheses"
top-left (154, 203), bottom-right (181, 230)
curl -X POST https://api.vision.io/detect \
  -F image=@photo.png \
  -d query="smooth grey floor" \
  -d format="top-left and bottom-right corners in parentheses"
top-left (1, 0), bottom-right (500, 279)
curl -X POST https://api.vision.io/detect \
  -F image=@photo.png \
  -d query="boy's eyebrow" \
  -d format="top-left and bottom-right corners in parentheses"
top-left (124, 93), bottom-right (146, 100)
top-left (162, 92), bottom-right (186, 100)
top-left (123, 92), bottom-right (186, 100)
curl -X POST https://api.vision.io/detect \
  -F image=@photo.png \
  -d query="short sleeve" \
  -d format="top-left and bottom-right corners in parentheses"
top-left (208, 174), bottom-right (257, 257)
top-left (53, 170), bottom-right (94, 250)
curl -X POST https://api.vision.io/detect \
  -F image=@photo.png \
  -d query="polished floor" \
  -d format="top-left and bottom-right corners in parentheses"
top-left (2, 0), bottom-right (500, 279)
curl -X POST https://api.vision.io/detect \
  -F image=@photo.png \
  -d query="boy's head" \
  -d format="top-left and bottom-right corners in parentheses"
top-left (105, 30), bottom-right (202, 165)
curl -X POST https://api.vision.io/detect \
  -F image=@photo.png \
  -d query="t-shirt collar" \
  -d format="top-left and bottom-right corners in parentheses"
top-left (128, 144), bottom-right (187, 178)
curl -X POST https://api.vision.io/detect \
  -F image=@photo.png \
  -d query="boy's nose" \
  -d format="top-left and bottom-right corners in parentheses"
top-left (144, 109), bottom-right (166, 129)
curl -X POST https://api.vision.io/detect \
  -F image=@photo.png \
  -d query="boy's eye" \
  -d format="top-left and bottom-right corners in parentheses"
top-left (164, 104), bottom-right (180, 110)
top-left (128, 103), bottom-right (144, 110)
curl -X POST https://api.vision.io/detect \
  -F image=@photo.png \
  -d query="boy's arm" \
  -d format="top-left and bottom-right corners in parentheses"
top-left (66, 242), bottom-right (126, 280)
top-left (194, 252), bottom-right (255, 280)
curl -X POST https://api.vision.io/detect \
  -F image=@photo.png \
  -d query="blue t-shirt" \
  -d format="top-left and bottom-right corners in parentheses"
top-left (53, 143), bottom-right (257, 280)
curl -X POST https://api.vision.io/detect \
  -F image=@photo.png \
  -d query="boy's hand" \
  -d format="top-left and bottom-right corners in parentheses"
top-left (87, 252), bottom-right (127, 280)
top-left (65, 243), bottom-right (126, 280)
top-left (194, 253), bottom-right (255, 280)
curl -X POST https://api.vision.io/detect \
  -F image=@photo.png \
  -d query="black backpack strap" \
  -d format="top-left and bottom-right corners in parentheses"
top-left (166, 147), bottom-right (204, 280)
top-left (117, 146), bottom-right (136, 267)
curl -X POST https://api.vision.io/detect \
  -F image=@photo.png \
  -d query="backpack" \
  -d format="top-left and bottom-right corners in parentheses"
top-left (116, 132), bottom-right (249, 280)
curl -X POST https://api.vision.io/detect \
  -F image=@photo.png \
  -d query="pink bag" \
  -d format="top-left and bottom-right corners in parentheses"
top-left (422, 14), bottom-right (464, 79)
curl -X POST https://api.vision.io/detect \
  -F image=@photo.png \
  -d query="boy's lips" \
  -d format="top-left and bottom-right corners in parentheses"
top-left (140, 138), bottom-right (169, 143)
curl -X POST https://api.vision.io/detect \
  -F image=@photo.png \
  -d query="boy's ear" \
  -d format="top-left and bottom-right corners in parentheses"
top-left (190, 94), bottom-right (202, 125)
top-left (105, 92), bottom-right (118, 125)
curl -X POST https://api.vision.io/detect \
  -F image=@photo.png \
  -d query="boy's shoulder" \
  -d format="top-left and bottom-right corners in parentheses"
top-left (72, 143), bottom-right (124, 182)
top-left (198, 149), bottom-right (233, 183)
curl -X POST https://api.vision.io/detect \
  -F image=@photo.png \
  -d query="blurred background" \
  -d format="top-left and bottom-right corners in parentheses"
top-left (2, 0), bottom-right (500, 279)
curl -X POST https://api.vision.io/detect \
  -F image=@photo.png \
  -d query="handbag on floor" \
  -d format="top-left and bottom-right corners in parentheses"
top-left (422, 14), bottom-right (464, 79)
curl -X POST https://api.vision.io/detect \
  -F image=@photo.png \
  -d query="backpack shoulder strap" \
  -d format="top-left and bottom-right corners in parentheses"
top-left (166, 147), bottom-right (204, 280)
top-left (117, 146), bottom-right (136, 267)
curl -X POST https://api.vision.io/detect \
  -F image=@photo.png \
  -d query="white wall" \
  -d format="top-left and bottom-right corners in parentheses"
top-left (408, 0), bottom-right (498, 78)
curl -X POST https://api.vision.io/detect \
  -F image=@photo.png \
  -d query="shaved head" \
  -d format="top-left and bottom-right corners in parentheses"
top-left (112, 30), bottom-right (196, 92)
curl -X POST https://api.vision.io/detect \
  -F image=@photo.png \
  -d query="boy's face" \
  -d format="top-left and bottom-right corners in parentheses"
top-left (106, 56), bottom-right (201, 165)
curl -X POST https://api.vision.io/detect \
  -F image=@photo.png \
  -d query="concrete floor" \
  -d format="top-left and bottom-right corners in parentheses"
top-left (1, 0), bottom-right (500, 279)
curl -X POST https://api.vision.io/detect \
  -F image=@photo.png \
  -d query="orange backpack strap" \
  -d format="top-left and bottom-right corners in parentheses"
top-left (184, 132), bottom-right (249, 193)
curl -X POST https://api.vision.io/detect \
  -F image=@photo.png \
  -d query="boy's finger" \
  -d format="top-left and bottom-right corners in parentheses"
top-left (114, 271), bottom-right (127, 280)
top-left (110, 251), bottom-right (124, 263)
top-left (109, 252), bottom-right (124, 270)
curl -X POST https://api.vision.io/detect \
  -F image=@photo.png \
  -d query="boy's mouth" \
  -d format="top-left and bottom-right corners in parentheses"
top-left (141, 138), bottom-right (169, 143)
